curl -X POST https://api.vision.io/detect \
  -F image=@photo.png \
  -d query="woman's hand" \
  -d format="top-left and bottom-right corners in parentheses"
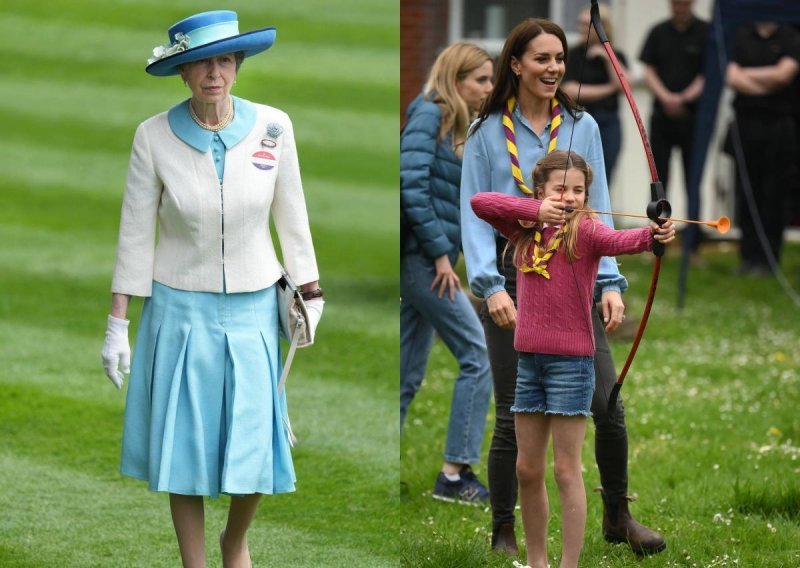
top-left (537, 195), bottom-right (567, 226)
top-left (586, 43), bottom-right (606, 60)
top-left (431, 255), bottom-right (462, 301)
top-left (305, 299), bottom-right (324, 342)
top-left (600, 290), bottom-right (626, 333)
top-left (487, 290), bottom-right (516, 330)
top-left (101, 315), bottom-right (131, 389)
top-left (651, 220), bottom-right (676, 244)
top-left (299, 281), bottom-right (324, 342)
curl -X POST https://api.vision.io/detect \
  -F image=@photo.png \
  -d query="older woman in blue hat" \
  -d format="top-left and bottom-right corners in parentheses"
top-left (100, 10), bottom-right (324, 567)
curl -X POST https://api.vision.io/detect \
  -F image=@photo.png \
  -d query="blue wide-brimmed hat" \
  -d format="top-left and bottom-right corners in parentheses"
top-left (146, 10), bottom-right (276, 77)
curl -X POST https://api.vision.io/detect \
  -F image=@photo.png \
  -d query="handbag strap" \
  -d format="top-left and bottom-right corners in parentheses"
top-left (277, 316), bottom-right (304, 395)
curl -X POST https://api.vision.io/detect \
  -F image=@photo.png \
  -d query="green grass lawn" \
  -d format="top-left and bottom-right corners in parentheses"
top-left (401, 240), bottom-right (800, 567)
top-left (0, 2), bottom-right (398, 566)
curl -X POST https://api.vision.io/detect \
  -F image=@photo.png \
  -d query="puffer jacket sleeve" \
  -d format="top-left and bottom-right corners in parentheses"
top-left (400, 100), bottom-right (451, 260)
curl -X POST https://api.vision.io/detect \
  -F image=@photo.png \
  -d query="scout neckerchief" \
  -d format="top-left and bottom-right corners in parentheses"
top-left (502, 96), bottom-right (565, 277)
top-left (519, 222), bottom-right (569, 279)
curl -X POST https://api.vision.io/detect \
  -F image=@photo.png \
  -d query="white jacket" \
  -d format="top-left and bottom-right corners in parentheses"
top-left (111, 102), bottom-right (318, 296)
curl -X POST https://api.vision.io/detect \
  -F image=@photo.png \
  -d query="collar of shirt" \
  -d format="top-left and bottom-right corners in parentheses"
top-left (167, 96), bottom-right (256, 152)
top-left (513, 101), bottom-right (554, 138)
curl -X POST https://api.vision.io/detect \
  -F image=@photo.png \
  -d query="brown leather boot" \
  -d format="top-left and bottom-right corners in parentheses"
top-left (491, 523), bottom-right (519, 557)
top-left (596, 488), bottom-right (666, 555)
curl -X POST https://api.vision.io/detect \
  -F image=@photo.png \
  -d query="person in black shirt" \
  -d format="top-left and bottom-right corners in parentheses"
top-left (639, 0), bottom-right (708, 253)
top-left (726, 22), bottom-right (800, 276)
top-left (563, 4), bottom-right (628, 186)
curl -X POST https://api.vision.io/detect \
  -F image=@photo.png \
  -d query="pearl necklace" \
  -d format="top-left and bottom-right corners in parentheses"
top-left (189, 97), bottom-right (234, 132)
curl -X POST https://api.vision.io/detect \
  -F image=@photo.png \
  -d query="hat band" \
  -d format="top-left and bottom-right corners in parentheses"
top-left (148, 20), bottom-right (240, 65)
top-left (178, 20), bottom-right (240, 48)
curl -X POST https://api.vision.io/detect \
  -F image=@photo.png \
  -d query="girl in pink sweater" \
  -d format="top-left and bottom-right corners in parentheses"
top-left (471, 150), bottom-right (674, 568)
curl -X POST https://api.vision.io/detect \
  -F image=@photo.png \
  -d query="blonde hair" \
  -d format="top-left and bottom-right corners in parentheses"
top-left (423, 42), bottom-right (492, 156)
top-left (583, 4), bottom-right (614, 44)
top-left (511, 151), bottom-right (596, 267)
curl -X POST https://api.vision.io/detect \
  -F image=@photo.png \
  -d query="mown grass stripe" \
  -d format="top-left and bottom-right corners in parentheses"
top-left (0, 13), bottom-right (397, 87)
top-left (4, 58), bottom-right (398, 116)
top-left (0, 452), bottom-right (398, 567)
top-left (0, 379), bottom-right (394, 470)
top-left (0, 83), bottom-right (397, 157)
top-left (6, 0), bottom-right (397, 43)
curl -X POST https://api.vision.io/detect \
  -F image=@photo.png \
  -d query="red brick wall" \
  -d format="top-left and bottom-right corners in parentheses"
top-left (400, 0), bottom-right (449, 125)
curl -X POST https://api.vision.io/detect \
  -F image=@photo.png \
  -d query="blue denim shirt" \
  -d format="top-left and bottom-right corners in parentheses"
top-left (460, 104), bottom-right (628, 300)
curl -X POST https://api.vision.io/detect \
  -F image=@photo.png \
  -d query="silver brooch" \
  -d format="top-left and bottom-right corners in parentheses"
top-left (266, 123), bottom-right (283, 139)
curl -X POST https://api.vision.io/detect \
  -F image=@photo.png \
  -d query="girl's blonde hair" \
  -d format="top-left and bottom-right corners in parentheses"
top-left (423, 42), bottom-right (492, 156)
top-left (511, 150), bottom-right (596, 268)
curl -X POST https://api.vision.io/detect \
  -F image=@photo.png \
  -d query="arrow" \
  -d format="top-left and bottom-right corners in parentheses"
top-left (564, 208), bottom-right (730, 234)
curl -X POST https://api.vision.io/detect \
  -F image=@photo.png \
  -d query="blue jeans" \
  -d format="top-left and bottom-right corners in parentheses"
top-left (400, 252), bottom-right (492, 464)
top-left (512, 353), bottom-right (595, 417)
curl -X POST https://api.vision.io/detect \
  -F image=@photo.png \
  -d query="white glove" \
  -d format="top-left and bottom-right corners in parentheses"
top-left (101, 315), bottom-right (131, 389)
top-left (305, 299), bottom-right (324, 343)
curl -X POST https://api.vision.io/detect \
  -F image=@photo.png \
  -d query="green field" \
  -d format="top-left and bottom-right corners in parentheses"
top-left (401, 241), bottom-right (800, 567)
top-left (0, 2), bottom-right (399, 566)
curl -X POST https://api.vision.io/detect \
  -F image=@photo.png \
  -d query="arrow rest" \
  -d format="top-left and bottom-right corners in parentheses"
top-left (647, 181), bottom-right (671, 257)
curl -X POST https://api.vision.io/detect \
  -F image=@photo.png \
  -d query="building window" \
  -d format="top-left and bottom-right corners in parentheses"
top-left (450, 0), bottom-right (605, 54)
top-left (461, 0), bottom-right (550, 39)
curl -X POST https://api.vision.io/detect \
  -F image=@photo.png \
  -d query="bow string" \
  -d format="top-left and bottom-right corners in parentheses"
top-left (583, 0), bottom-right (672, 413)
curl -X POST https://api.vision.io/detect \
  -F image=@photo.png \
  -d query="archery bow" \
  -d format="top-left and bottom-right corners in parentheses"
top-left (586, 0), bottom-right (672, 414)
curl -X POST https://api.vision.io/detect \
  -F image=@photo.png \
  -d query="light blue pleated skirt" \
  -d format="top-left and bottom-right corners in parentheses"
top-left (120, 280), bottom-right (295, 498)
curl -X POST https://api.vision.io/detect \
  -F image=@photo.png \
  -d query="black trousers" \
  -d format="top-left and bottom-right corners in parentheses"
top-left (650, 112), bottom-right (702, 251)
top-left (650, 112), bottom-right (694, 197)
top-left (734, 114), bottom-right (796, 268)
top-left (481, 264), bottom-right (629, 529)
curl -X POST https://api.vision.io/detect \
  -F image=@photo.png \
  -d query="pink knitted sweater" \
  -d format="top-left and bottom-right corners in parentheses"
top-left (471, 193), bottom-right (653, 356)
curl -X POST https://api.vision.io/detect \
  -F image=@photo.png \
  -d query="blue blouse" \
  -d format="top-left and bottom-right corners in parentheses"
top-left (460, 104), bottom-right (628, 300)
top-left (167, 95), bottom-right (257, 181)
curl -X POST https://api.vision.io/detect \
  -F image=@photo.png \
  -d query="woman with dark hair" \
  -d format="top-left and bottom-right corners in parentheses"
top-left (460, 17), bottom-right (666, 558)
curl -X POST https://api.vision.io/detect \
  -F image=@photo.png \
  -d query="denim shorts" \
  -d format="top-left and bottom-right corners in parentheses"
top-left (511, 352), bottom-right (595, 417)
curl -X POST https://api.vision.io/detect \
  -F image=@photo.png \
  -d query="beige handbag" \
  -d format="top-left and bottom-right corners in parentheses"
top-left (276, 269), bottom-right (312, 394)
top-left (276, 269), bottom-right (313, 447)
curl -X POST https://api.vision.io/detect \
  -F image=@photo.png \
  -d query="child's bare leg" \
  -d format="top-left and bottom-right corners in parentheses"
top-left (169, 493), bottom-right (206, 568)
top-left (221, 493), bottom-right (262, 568)
top-left (515, 412), bottom-right (551, 568)
top-left (551, 415), bottom-right (588, 568)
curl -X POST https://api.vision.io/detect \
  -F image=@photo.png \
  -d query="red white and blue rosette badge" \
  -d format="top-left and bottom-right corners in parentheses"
top-left (251, 150), bottom-right (276, 170)
top-left (260, 122), bottom-right (283, 149)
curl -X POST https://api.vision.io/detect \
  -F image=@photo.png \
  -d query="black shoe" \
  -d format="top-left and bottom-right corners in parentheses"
top-left (432, 466), bottom-right (489, 505)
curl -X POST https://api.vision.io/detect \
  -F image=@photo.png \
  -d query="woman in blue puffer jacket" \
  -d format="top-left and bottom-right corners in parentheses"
top-left (400, 42), bottom-right (495, 504)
